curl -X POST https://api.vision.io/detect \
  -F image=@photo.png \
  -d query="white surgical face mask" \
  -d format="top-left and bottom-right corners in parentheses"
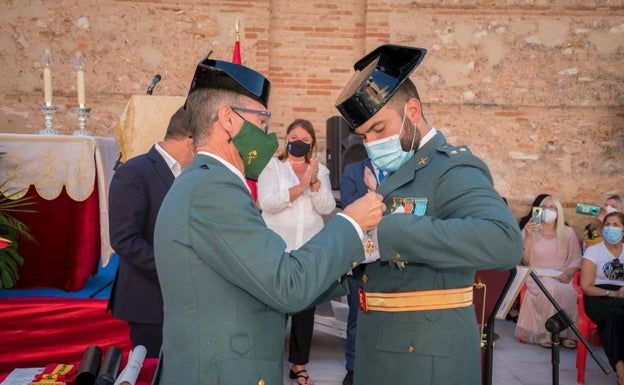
top-left (363, 105), bottom-right (416, 173)
top-left (541, 208), bottom-right (558, 224)
top-left (606, 206), bottom-right (619, 214)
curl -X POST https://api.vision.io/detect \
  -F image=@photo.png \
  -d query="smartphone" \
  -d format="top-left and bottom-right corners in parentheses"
top-left (531, 207), bottom-right (543, 225)
top-left (576, 203), bottom-right (600, 216)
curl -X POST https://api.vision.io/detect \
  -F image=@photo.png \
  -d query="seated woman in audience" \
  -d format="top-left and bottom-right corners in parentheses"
top-left (583, 194), bottom-right (623, 251)
top-left (515, 195), bottom-right (582, 348)
top-left (581, 211), bottom-right (624, 385)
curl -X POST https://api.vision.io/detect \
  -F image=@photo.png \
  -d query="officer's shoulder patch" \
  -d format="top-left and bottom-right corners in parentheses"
top-left (437, 143), bottom-right (471, 156)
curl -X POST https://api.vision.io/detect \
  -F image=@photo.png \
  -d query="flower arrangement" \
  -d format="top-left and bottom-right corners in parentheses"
top-left (0, 150), bottom-right (36, 288)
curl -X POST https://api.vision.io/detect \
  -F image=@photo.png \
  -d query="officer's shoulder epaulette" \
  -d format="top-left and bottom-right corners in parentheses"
top-left (437, 143), bottom-right (471, 157)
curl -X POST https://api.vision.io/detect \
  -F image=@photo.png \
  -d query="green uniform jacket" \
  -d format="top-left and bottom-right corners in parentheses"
top-left (354, 132), bottom-right (523, 385)
top-left (152, 154), bottom-right (364, 385)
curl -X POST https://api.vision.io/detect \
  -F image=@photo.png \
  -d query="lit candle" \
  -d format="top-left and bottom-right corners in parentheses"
top-left (73, 52), bottom-right (86, 107)
top-left (41, 49), bottom-right (53, 107)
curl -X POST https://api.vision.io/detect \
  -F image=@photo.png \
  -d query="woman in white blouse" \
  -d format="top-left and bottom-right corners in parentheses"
top-left (581, 211), bottom-right (624, 385)
top-left (257, 118), bottom-right (336, 385)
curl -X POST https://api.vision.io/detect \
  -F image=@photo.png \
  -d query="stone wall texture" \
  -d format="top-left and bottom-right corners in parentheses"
top-left (1, 0), bottom-right (623, 236)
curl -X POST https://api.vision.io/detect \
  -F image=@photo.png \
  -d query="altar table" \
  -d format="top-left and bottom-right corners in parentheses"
top-left (0, 134), bottom-right (118, 291)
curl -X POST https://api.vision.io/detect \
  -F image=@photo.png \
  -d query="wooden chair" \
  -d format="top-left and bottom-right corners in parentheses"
top-left (572, 272), bottom-right (601, 384)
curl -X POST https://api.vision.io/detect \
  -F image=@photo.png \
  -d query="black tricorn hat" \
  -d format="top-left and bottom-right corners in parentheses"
top-left (187, 57), bottom-right (271, 108)
top-left (335, 44), bottom-right (427, 129)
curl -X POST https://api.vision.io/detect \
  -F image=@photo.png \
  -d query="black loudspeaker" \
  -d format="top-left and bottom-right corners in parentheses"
top-left (326, 116), bottom-right (367, 190)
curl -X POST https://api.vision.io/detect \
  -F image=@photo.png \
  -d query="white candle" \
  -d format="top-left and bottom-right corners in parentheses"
top-left (43, 68), bottom-right (52, 106)
top-left (77, 70), bottom-right (86, 106)
top-left (73, 52), bottom-right (86, 107)
top-left (41, 49), bottom-right (53, 107)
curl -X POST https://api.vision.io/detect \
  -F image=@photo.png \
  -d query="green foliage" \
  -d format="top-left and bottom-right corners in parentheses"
top-left (0, 151), bottom-right (37, 288)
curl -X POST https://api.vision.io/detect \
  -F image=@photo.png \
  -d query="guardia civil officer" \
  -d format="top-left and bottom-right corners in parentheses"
top-left (152, 57), bottom-right (384, 385)
top-left (335, 44), bottom-right (523, 385)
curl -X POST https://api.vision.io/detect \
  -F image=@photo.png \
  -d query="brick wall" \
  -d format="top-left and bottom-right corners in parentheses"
top-left (1, 0), bottom-right (622, 235)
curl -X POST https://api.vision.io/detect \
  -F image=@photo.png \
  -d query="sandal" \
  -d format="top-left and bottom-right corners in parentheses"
top-left (539, 339), bottom-right (552, 348)
top-left (289, 369), bottom-right (312, 385)
top-left (562, 339), bottom-right (577, 349)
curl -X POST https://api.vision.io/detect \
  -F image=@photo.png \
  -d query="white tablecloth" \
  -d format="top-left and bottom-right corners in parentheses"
top-left (0, 133), bottom-right (119, 265)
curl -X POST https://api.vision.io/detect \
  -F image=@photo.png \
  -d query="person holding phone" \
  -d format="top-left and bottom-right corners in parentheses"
top-left (515, 195), bottom-right (582, 348)
top-left (582, 194), bottom-right (623, 251)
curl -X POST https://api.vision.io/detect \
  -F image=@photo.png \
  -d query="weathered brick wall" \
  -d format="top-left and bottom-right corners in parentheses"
top-left (1, 0), bottom-right (622, 236)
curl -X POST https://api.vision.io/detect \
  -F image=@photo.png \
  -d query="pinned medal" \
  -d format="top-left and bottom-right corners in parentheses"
top-left (403, 197), bottom-right (415, 214)
top-left (413, 198), bottom-right (428, 216)
top-left (391, 197), bottom-right (404, 212)
top-left (363, 236), bottom-right (376, 255)
top-left (390, 197), bottom-right (428, 216)
top-left (362, 229), bottom-right (380, 262)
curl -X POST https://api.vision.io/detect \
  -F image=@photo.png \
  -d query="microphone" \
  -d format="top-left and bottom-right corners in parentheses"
top-left (146, 74), bottom-right (161, 95)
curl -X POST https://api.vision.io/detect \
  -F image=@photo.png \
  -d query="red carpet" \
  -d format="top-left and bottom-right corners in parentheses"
top-left (0, 297), bottom-right (156, 384)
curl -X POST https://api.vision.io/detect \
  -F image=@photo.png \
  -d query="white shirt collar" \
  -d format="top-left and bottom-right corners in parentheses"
top-left (155, 142), bottom-right (182, 178)
top-left (417, 127), bottom-right (437, 150)
top-left (197, 151), bottom-right (251, 194)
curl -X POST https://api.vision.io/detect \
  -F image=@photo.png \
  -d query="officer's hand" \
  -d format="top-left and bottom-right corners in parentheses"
top-left (342, 191), bottom-right (384, 232)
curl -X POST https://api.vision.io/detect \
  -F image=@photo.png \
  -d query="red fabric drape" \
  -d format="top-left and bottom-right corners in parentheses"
top-left (0, 297), bottom-right (156, 384)
top-left (11, 179), bottom-right (100, 291)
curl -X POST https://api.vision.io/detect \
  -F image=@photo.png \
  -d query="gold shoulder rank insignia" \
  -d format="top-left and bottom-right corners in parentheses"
top-left (439, 144), bottom-right (471, 156)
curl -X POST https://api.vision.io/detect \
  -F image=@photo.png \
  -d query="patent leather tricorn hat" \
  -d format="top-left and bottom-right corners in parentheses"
top-left (335, 44), bottom-right (427, 129)
top-left (187, 57), bottom-right (271, 108)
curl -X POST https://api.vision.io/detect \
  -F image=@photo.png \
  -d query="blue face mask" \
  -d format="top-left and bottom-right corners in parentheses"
top-left (363, 106), bottom-right (416, 173)
top-left (602, 226), bottom-right (623, 245)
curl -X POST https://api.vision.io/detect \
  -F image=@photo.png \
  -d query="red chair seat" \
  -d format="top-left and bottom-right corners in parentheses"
top-left (572, 272), bottom-right (601, 384)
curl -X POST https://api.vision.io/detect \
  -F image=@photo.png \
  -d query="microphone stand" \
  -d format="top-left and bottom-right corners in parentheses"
top-left (519, 260), bottom-right (610, 385)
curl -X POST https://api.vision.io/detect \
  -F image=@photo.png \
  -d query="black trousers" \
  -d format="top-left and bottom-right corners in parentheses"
top-left (288, 306), bottom-right (316, 365)
top-left (584, 284), bottom-right (624, 370)
top-left (128, 321), bottom-right (163, 358)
